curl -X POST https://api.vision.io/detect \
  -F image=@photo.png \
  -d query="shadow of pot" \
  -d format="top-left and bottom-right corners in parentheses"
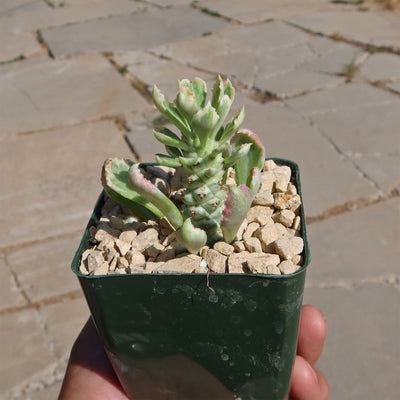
top-left (71, 158), bottom-right (310, 400)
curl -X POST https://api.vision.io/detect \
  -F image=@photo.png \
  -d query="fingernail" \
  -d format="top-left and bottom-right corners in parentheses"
top-left (310, 364), bottom-right (318, 384)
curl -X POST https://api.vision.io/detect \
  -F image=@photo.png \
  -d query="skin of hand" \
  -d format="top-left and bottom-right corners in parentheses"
top-left (58, 305), bottom-right (328, 400)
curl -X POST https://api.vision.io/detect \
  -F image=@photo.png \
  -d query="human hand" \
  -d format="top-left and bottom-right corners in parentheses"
top-left (59, 305), bottom-right (328, 400)
top-left (289, 305), bottom-right (329, 400)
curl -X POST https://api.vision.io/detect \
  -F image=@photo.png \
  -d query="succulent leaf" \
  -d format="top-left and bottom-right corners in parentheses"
top-left (223, 78), bottom-right (235, 101)
top-left (191, 102), bottom-right (219, 148)
top-left (232, 129), bottom-right (265, 192)
top-left (247, 167), bottom-right (262, 198)
top-left (128, 164), bottom-right (183, 229)
top-left (221, 185), bottom-right (253, 243)
top-left (218, 106), bottom-right (245, 144)
top-left (165, 145), bottom-right (182, 158)
top-left (211, 75), bottom-right (234, 109)
top-left (154, 154), bottom-right (182, 168)
top-left (101, 159), bottom-right (163, 220)
top-left (153, 127), bottom-right (190, 151)
top-left (208, 94), bottom-right (233, 143)
top-left (191, 77), bottom-right (207, 109)
top-left (152, 85), bottom-right (192, 141)
top-left (211, 75), bottom-right (224, 108)
top-left (175, 80), bottom-right (199, 119)
top-left (223, 143), bottom-right (252, 169)
top-left (176, 218), bottom-right (207, 254)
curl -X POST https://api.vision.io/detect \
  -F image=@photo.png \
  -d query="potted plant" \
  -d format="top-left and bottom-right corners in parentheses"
top-left (72, 76), bottom-right (310, 400)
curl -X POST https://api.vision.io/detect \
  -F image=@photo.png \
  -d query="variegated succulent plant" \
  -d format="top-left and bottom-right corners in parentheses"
top-left (102, 76), bottom-right (265, 254)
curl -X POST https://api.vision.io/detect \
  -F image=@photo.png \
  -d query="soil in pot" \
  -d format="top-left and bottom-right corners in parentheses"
top-left (79, 159), bottom-right (306, 277)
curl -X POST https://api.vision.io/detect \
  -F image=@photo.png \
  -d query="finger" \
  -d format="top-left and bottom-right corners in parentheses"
top-left (297, 305), bottom-right (327, 366)
top-left (59, 319), bottom-right (128, 400)
top-left (289, 355), bottom-right (329, 400)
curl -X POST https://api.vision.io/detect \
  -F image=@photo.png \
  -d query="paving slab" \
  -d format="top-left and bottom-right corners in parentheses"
top-left (152, 21), bottom-right (311, 82)
top-left (125, 111), bottom-right (168, 162)
top-left (0, 0), bottom-right (39, 12)
top-left (359, 52), bottom-right (400, 81)
top-left (148, 0), bottom-right (193, 6)
top-left (0, 30), bottom-right (44, 63)
top-left (40, 298), bottom-right (89, 358)
top-left (0, 120), bottom-right (132, 249)
top-left (299, 35), bottom-right (367, 75)
top-left (285, 82), bottom-right (400, 116)
top-left (239, 101), bottom-right (379, 217)
top-left (306, 196), bottom-right (399, 286)
top-left (0, 255), bottom-right (26, 310)
top-left (151, 21), bottom-right (368, 98)
top-left (195, 0), bottom-right (354, 24)
top-left (0, 54), bottom-right (50, 76)
top-left (1, 356), bottom-right (68, 400)
top-left (310, 102), bottom-right (400, 193)
top-left (7, 235), bottom-right (84, 303)
top-left (387, 80), bottom-right (400, 94)
top-left (28, 383), bottom-right (63, 400)
top-left (353, 155), bottom-right (399, 194)
top-left (41, 5), bottom-right (231, 58)
top-left (254, 68), bottom-right (343, 99)
top-left (0, 0), bottom-right (147, 32)
top-left (112, 50), bottom-right (216, 100)
top-left (0, 54), bottom-right (148, 136)
top-left (303, 283), bottom-right (400, 400)
top-left (286, 11), bottom-right (400, 51)
top-left (0, 309), bottom-right (54, 395)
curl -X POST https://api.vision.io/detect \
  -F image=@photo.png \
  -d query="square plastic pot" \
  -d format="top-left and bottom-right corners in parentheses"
top-left (71, 158), bottom-right (310, 400)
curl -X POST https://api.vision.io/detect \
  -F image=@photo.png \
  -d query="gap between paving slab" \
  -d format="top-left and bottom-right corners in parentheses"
top-left (193, 0), bottom-right (359, 24)
top-left (0, 53), bottom-right (150, 136)
top-left (284, 83), bottom-right (400, 198)
top-left (0, 120), bottom-right (133, 250)
top-left (40, 5), bottom-right (232, 58)
top-left (148, 20), bottom-right (375, 101)
top-left (285, 10), bottom-right (400, 53)
top-left (0, 0), bottom-right (149, 33)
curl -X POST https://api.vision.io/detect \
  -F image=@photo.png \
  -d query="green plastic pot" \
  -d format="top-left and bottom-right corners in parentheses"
top-left (71, 158), bottom-right (310, 400)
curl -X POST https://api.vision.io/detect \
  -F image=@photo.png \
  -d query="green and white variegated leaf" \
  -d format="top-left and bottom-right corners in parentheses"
top-left (155, 154), bottom-right (182, 168)
top-left (223, 143), bottom-right (252, 169)
top-left (191, 102), bottom-right (219, 149)
top-left (217, 106), bottom-right (245, 144)
top-left (152, 85), bottom-right (192, 141)
top-left (128, 163), bottom-right (183, 229)
top-left (176, 217), bottom-right (207, 254)
top-left (221, 185), bottom-right (253, 244)
top-left (231, 129), bottom-right (265, 195)
top-left (101, 158), bottom-right (163, 220)
top-left (153, 127), bottom-right (190, 151)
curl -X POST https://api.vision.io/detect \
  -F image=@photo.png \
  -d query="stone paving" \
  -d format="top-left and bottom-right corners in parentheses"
top-left (0, 1), bottom-right (399, 399)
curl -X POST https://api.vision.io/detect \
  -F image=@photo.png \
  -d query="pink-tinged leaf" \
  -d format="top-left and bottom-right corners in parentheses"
top-left (247, 167), bottom-right (261, 197)
top-left (231, 130), bottom-right (265, 191)
top-left (128, 164), bottom-right (183, 229)
top-left (101, 158), bottom-right (163, 219)
top-left (235, 129), bottom-right (265, 157)
top-left (238, 184), bottom-right (253, 204)
top-left (129, 165), bottom-right (159, 193)
top-left (221, 185), bottom-right (252, 243)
